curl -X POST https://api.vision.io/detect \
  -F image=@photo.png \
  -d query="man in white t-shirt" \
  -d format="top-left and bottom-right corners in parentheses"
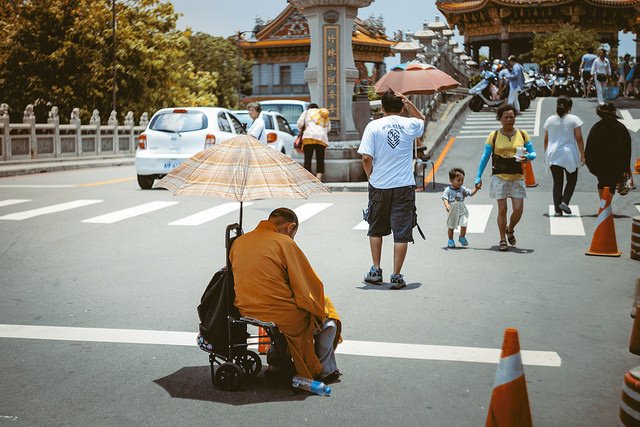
top-left (247, 102), bottom-right (266, 143)
top-left (357, 89), bottom-right (425, 290)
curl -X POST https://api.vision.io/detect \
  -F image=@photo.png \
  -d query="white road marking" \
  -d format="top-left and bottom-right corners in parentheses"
top-left (82, 201), bottom-right (178, 224)
top-left (0, 200), bottom-right (103, 221)
top-left (294, 202), bottom-right (333, 223)
top-left (460, 129), bottom-right (534, 133)
top-left (549, 205), bottom-right (585, 236)
top-left (0, 324), bottom-right (561, 367)
top-left (455, 204), bottom-right (493, 234)
top-left (534, 98), bottom-right (544, 136)
top-left (620, 110), bottom-right (640, 133)
top-left (168, 202), bottom-right (252, 226)
top-left (0, 199), bottom-right (31, 208)
top-left (353, 220), bottom-right (369, 230)
top-left (0, 185), bottom-right (75, 188)
top-left (636, 205), bottom-right (640, 214)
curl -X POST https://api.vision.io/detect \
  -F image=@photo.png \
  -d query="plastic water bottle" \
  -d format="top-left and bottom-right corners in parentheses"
top-left (291, 375), bottom-right (331, 396)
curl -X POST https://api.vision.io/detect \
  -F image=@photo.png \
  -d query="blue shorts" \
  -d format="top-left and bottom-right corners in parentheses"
top-left (366, 184), bottom-right (416, 243)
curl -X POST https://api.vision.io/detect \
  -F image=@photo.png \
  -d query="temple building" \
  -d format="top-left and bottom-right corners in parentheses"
top-left (239, 5), bottom-right (393, 102)
top-left (436, 0), bottom-right (640, 61)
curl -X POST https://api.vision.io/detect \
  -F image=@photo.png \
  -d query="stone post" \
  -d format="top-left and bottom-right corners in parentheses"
top-left (0, 103), bottom-right (9, 161)
top-left (290, 0), bottom-right (371, 144)
top-left (124, 111), bottom-right (135, 153)
top-left (69, 108), bottom-right (81, 156)
top-left (47, 106), bottom-right (60, 158)
top-left (90, 109), bottom-right (101, 156)
top-left (22, 104), bottom-right (37, 159)
top-left (108, 110), bottom-right (118, 154)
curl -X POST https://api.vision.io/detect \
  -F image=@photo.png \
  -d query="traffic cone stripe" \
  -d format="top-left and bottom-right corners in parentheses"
top-left (493, 353), bottom-right (524, 388)
top-left (621, 399), bottom-right (640, 422)
top-left (623, 382), bottom-right (640, 413)
top-left (595, 205), bottom-right (613, 229)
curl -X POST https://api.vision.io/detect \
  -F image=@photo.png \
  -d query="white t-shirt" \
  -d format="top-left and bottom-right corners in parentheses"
top-left (543, 113), bottom-right (583, 173)
top-left (248, 115), bottom-right (266, 143)
top-left (357, 115), bottom-right (424, 189)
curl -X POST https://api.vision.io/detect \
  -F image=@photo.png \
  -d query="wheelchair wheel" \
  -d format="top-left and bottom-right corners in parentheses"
top-left (233, 350), bottom-right (262, 378)
top-left (214, 362), bottom-right (244, 391)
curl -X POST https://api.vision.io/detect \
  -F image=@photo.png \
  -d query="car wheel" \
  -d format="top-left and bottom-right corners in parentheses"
top-left (137, 174), bottom-right (155, 190)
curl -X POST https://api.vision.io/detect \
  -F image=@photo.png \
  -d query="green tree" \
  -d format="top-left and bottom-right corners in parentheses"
top-left (0, 0), bottom-right (218, 122)
top-left (187, 33), bottom-right (252, 109)
top-left (531, 25), bottom-right (599, 73)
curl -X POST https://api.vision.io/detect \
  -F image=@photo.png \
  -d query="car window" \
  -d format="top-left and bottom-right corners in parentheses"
top-left (263, 114), bottom-right (274, 130)
top-left (234, 113), bottom-right (252, 128)
top-left (228, 113), bottom-right (246, 134)
top-left (261, 104), bottom-right (303, 125)
top-left (276, 116), bottom-right (293, 134)
top-left (218, 113), bottom-right (232, 133)
top-left (150, 111), bottom-right (207, 132)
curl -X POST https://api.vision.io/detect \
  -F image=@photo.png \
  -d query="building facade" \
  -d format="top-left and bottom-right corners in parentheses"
top-left (436, 0), bottom-right (640, 60)
top-left (239, 5), bottom-right (393, 102)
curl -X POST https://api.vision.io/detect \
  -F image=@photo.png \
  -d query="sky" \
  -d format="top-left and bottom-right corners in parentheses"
top-left (170, 0), bottom-right (636, 57)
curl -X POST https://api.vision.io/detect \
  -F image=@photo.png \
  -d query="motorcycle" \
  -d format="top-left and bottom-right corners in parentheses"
top-left (527, 70), bottom-right (551, 97)
top-left (468, 71), bottom-right (505, 112)
top-left (550, 67), bottom-right (570, 96)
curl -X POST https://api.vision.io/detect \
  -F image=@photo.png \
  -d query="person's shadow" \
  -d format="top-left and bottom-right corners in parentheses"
top-left (153, 366), bottom-right (310, 405)
top-left (357, 282), bottom-right (422, 291)
top-left (470, 245), bottom-right (535, 254)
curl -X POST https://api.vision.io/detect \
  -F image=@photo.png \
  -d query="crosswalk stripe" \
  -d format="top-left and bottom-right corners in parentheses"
top-left (456, 204), bottom-right (493, 234)
top-left (460, 129), bottom-right (534, 133)
top-left (636, 205), bottom-right (640, 214)
top-left (549, 205), bottom-right (585, 236)
top-left (353, 220), bottom-right (368, 230)
top-left (0, 200), bottom-right (103, 221)
top-left (294, 202), bottom-right (333, 223)
top-left (82, 201), bottom-right (178, 224)
top-left (168, 202), bottom-right (252, 226)
top-left (0, 199), bottom-right (31, 208)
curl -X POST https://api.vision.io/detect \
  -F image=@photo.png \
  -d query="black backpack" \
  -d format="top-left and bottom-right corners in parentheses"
top-left (196, 224), bottom-right (247, 353)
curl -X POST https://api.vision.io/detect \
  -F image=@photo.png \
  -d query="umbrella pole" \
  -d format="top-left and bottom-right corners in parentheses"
top-left (239, 201), bottom-right (243, 230)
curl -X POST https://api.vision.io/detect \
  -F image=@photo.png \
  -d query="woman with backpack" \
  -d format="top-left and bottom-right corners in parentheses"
top-left (475, 104), bottom-right (537, 251)
top-left (543, 96), bottom-right (585, 216)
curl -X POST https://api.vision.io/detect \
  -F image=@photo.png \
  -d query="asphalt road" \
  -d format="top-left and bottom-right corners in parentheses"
top-left (0, 97), bottom-right (639, 426)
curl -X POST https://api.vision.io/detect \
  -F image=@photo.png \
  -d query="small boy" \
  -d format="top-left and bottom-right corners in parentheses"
top-left (442, 167), bottom-right (480, 248)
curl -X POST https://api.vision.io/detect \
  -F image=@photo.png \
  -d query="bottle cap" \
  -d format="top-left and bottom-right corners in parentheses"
top-left (325, 386), bottom-right (331, 396)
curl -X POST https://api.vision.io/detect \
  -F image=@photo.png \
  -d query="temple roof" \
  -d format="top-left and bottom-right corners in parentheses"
top-left (437, 0), bottom-right (640, 13)
top-left (239, 4), bottom-right (393, 50)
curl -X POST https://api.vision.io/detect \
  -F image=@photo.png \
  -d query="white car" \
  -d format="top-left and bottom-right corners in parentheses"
top-left (259, 100), bottom-right (310, 133)
top-left (135, 107), bottom-right (245, 189)
top-left (232, 110), bottom-right (296, 155)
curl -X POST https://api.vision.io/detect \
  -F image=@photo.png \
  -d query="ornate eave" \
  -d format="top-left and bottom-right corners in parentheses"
top-left (240, 4), bottom-right (392, 62)
top-left (438, 0), bottom-right (640, 12)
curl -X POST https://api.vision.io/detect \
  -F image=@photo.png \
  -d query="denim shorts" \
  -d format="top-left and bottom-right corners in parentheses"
top-left (366, 184), bottom-right (416, 243)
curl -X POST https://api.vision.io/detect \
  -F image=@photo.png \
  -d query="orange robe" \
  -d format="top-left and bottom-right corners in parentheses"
top-left (230, 221), bottom-right (341, 380)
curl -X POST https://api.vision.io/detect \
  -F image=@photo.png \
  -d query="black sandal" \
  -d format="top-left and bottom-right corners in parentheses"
top-left (506, 229), bottom-right (516, 246)
top-left (499, 240), bottom-right (508, 251)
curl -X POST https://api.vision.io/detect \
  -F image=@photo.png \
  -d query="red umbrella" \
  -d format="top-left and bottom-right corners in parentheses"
top-left (374, 63), bottom-right (460, 95)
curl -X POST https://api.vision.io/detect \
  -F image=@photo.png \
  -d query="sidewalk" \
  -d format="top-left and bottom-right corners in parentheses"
top-left (0, 97), bottom-right (471, 186)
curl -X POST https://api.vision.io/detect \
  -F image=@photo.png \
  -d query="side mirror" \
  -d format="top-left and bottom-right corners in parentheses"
top-left (292, 128), bottom-right (300, 136)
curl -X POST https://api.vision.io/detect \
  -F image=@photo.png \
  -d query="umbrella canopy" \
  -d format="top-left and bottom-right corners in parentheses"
top-left (374, 63), bottom-right (460, 95)
top-left (155, 135), bottom-right (329, 201)
top-left (154, 135), bottom-right (329, 227)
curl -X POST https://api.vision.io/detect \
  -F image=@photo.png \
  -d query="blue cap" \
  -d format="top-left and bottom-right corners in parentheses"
top-left (325, 386), bottom-right (332, 396)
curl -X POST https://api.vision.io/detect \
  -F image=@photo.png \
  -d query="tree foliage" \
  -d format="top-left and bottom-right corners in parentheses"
top-left (531, 25), bottom-right (600, 72)
top-left (187, 33), bottom-right (253, 109)
top-left (0, 0), bottom-right (220, 122)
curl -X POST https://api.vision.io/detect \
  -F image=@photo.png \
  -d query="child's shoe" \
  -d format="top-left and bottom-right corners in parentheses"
top-left (389, 273), bottom-right (407, 290)
top-left (447, 239), bottom-right (455, 248)
top-left (459, 236), bottom-right (469, 246)
top-left (363, 266), bottom-right (383, 284)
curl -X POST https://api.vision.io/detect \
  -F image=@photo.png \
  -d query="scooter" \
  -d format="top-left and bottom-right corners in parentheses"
top-left (468, 71), bottom-right (504, 112)
top-left (550, 67), bottom-right (569, 96)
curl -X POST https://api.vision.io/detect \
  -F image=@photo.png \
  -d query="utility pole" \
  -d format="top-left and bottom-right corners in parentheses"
top-left (112, 0), bottom-right (117, 113)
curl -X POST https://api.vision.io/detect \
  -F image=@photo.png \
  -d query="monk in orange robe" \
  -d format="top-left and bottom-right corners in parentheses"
top-left (230, 207), bottom-right (341, 381)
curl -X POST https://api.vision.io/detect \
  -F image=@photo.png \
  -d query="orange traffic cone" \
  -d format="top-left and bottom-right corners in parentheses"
top-left (486, 328), bottom-right (533, 427)
top-left (586, 187), bottom-right (622, 257)
top-left (620, 368), bottom-right (640, 426)
top-left (257, 326), bottom-right (270, 354)
top-left (522, 161), bottom-right (538, 187)
top-left (634, 158), bottom-right (640, 174)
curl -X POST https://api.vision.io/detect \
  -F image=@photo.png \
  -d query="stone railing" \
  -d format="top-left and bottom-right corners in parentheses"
top-left (0, 104), bottom-right (148, 162)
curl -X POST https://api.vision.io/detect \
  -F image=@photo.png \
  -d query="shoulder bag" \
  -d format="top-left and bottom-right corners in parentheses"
top-left (491, 130), bottom-right (525, 175)
top-left (293, 111), bottom-right (308, 153)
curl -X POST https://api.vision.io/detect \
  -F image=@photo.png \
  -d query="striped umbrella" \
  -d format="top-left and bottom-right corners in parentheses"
top-left (154, 134), bottom-right (329, 228)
